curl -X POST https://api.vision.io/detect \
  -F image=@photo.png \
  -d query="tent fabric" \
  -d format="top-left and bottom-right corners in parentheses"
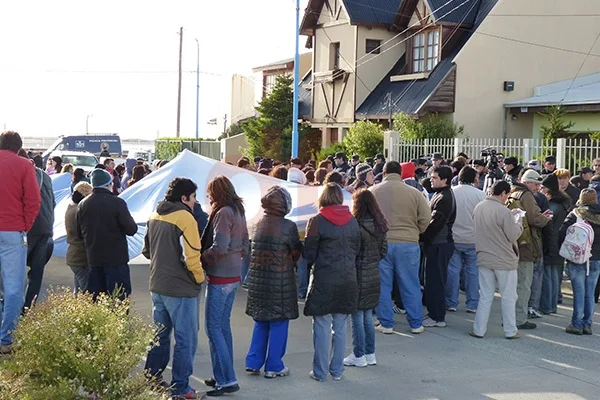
top-left (52, 150), bottom-right (351, 260)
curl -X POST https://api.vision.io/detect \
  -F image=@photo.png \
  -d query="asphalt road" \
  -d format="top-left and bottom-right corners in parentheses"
top-left (39, 257), bottom-right (600, 400)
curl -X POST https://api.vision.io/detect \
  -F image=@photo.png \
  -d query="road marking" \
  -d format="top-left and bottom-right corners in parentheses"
top-left (539, 358), bottom-right (584, 371)
top-left (141, 356), bottom-right (206, 384)
top-left (527, 334), bottom-right (600, 355)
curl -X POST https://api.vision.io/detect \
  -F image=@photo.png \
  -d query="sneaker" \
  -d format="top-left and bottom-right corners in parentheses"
top-left (331, 374), bottom-right (343, 381)
top-left (566, 324), bottom-right (583, 335)
top-left (528, 307), bottom-right (542, 319)
top-left (206, 384), bottom-right (240, 397)
top-left (411, 326), bottom-right (425, 334)
top-left (343, 353), bottom-right (367, 367)
top-left (0, 344), bottom-right (14, 355)
top-left (179, 389), bottom-right (207, 399)
top-left (505, 332), bottom-right (520, 340)
top-left (422, 317), bottom-right (446, 328)
top-left (583, 324), bottom-right (593, 335)
top-left (309, 370), bottom-right (325, 382)
top-left (365, 353), bottom-right (377, 366)
top-left (264, 367), bottom-right (290, 379)
top-left (392, 305), bottom-right (406, 314)
top-left (375, 324), bottom-right (393, 334)
top-left (373, 316), bottom-right (380, 326)
top-left (517, 321), bottom-right (536, 330)
top-left (245, 367), bottom-right (261, 375)
top-left (446, 307), bottom-right (457, 312)
top-left (466, 309), bottom-right (477, 314)
top-left (204, 378), bottom-right (216, 388)
top-left (469, 330), bottom-right (483, 339)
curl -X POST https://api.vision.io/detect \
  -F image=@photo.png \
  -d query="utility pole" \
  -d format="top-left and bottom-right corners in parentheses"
top-left (291, 0), bottom-right (300, 157)
top-left (223, 114), bottom-right (228, 137)
top-left (195, 38), bottom-right (200, 139)
top-left (387, 92), bottom-right (393, 130)
top-left (176, 27), bottom-right (183, 138)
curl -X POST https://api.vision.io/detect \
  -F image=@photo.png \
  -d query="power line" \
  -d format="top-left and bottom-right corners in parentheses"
top-left (561, 29), bottom-right (600, 103)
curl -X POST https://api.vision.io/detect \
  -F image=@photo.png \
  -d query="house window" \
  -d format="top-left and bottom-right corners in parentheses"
top-left (329, 42), bottom-right (341, 70)
top-left (412, 29), bottom-right (440, 73)
top-left (264, 74), bottom-right (278, 96)
top-left (366, 39), bottom-right (381, 54)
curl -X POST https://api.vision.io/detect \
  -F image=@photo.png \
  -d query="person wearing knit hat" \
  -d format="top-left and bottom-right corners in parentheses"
top-left (76, 166), bottom-right (138, 300)
top-left (559, 188), bottom-right (600, 335)
top-left (90, 168), bottom-right (113, 189)
top-left (65, 181), bottom-right (94, 293)
top-left (346, 163), bottom-right (373, 193)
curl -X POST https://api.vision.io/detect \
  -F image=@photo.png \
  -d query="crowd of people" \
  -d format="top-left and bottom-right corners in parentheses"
top-left (3, 128), bottom-right (600, 399)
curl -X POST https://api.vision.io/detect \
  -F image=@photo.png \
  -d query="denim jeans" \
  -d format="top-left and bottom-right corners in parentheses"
top-left (445, 243), bottom-right (479, 310)
top-left (312, 313), bottom-right (348, 380)
top-left (0, 231), bottom-right (27, 345)
top-left (376, 243), bottom-right (422, 329)
top-left (205, 282), bottom-right (239, 388)
top-left (568, 261), bottom-right (600, 329)
top-left (540, 263), bottom-right (561, 313)
top-left (145, 292), bottom-right (201, 396)
top-left (246, 320), bottom-right (289, 373)
top-left (296, 256), bottom-right (309, 298)
top-left (351, 309), bottom-right (375, 358)
top-left (529, 257), bottom-right (544, 309)
top-left (24, 234), bottom-right (53, 310)
top-left (69, 265), bottom-right (91, 294)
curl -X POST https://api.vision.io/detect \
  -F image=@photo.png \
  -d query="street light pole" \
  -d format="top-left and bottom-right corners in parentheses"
top-left (195, 38), bottom-right (200, 139)
top-left (86, 115), bottom-right (92, 134)
top-left (291, 0), bottom-right (300, 158)
top-left (176, 27), bottom-right (183, 138)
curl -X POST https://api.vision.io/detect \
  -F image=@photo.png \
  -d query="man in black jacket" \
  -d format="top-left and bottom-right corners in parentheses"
top-left (421, 166), bottom-right (456, 328)
top-left (334, 152), bottom-right (351, 174)
top-left (77, 169), bottom-right (137, 299)
top-left (17, 150), bottom-right (56, 310)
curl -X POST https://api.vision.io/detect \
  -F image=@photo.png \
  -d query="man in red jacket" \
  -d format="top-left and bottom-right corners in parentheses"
top-left (0, 131), bottom-right (41, 354)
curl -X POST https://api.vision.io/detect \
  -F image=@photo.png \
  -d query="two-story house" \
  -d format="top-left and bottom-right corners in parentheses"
top-left (301, 0), bottom-right (600, 145)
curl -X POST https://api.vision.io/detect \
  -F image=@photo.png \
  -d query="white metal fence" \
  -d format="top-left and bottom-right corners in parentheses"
top-left (389, 137), bottom-right (600, 174)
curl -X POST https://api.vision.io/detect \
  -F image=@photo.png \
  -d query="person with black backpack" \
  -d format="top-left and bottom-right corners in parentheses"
top-left (559, 189), bottom-right (600, 335)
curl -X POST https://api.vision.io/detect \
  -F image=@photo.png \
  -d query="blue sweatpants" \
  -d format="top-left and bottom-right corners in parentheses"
top-left (245, 320), bottom-right (289, 373)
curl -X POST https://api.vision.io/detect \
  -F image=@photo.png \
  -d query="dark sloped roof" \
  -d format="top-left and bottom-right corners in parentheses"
top-left (427, 0), bottom-right (480, 25)
top-left (355, 54), bottom-right (456, 116)
top-left (344, 0), bottom-right (403, 25)
top-left (356, 0), bottom-right (499, 117)
top-left (301, 0), bottom-right (402, 34)
top-left (298, 72), bottom-right (312, 119)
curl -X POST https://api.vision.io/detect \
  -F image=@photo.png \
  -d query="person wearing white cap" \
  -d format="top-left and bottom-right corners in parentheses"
top-left (77, 168), bottom-right (138, 299)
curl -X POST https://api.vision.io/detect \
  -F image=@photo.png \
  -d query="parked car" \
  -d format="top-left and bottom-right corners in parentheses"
top-left (50, 151), bottom-right (99, 173)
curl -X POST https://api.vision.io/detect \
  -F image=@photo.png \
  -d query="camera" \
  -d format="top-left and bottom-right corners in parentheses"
top-left (480, 148), bottom-right (496, 158)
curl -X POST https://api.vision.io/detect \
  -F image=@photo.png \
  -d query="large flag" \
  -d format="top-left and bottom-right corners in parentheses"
top-left (52, 150), bottom-right (351, 259)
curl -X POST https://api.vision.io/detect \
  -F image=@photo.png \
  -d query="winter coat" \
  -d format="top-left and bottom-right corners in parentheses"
top-left (355, 217), bottom-right (387, 310)
top-left (143, 201), bottom-right (205, 298)
top-left (303, 205), bottom-right (361, 316)
top-left (245, 189), bottom-right (303, 321)
top-left (565, 184), bottom-right (581, 206)
top-left (29, 168), bottom-right (56, 237)
top-left (77, 188), bottom-right (138, 267)
top-left (121, 158), bottom-right (137, 191)
top-left (65, 202), bottom-right (88, 267)
top-left (421, 186), bottom-right (456, 245)
top-left (542, 191), bottom-right (571, 265)
top-left (509, 183), bottom-right (549, 262)
top-left (504, 165), bottom-right (522, 185)
top-left (559, 204), bottom-right (600, 261)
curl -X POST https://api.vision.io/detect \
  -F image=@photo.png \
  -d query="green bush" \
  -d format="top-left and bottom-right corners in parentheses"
top-left (317, 142), bottom-right (347, 162)
top-left (393, 112), bottom-right (463, 139)
top-left (343, 121), bottom-right (384, 160)
top-left (0, 289), bottom-right (166, 400)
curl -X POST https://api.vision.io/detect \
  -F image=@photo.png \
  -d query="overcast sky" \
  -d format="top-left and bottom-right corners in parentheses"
top-left (0, 0), bottom-right (309, 139)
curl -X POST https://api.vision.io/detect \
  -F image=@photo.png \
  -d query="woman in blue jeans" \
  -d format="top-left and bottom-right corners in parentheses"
top-left (303, 183), bottom-right (361, 381)
top-left (201, 176), bottom-right (249, 396)
top-left (344, 189), bottom-right (387, 368)
top-left (559, 188), bottom-right (600, 335)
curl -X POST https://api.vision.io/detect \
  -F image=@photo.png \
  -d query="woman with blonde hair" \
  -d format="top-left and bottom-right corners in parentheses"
top-left (303, 183), bottom-right (361, 381)
top-left (65, 181), bottom-right (94, 293)
top-left (201, 176), bottom-right (249, 396)
top-left (60, 163), bottom-right (74, 174)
